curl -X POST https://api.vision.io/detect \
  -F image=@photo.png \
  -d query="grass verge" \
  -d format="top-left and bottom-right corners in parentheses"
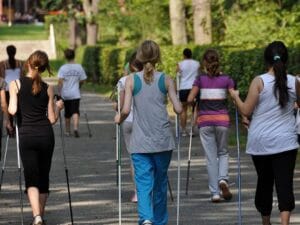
top-left (0, 24), bottom-right (48, 40)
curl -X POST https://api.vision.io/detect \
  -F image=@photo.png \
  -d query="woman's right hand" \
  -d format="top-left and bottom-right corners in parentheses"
top-left (229, 88), bottom-right (239, 101)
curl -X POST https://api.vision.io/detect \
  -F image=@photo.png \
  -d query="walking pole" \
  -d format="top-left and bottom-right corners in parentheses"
top-left (185, 104), bottom-right (195, 195)
top-left (176, 73), bottom-right (181, 225)
top-left (81, 94), bottom-right (92, 138)
top-left (234, 82), bottom-right (242, 225)
top-left (15, 118), bottom-right (24, 225)
top-left (167, 179), bottom-right (174, 202)
top-left (58, 109), bottom-right (74, 225)
top-left (116, 82), bottom-right (122, 225)
top-left (0, 135), bottom-right (9, 192)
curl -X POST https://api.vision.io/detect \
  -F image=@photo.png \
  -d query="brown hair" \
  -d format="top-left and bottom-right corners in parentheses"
top-left (136, 40), bottom-right (161, 84)
top-left (26, 51), bottom-right (51, 95)
top-left (202, 49), bottom-right (220, 77)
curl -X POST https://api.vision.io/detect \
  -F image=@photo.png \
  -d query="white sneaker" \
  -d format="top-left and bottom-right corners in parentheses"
top-left (32, 215), bottom-right (43, 225)
top-left (142, 220), bottom-right (152, 225)
top-left (211, 194), bottom-right (221, 203)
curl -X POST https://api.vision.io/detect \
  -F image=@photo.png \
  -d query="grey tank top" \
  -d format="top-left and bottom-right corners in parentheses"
top-left (246, 73), bottom-right (299, 155)
top-left (128, 71), bottom-right (175, 154)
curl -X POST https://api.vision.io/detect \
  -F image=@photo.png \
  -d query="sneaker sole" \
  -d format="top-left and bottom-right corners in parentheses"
top-left (211, 198), bottom-right (221, 203)
top-left (219, 182), bottom-right (233, 201)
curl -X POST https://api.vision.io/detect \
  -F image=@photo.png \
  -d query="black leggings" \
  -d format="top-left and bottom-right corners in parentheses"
top-left (252, 150), bottom-right (297, 216)
top-left (20, 134), bottom-right (55, 194)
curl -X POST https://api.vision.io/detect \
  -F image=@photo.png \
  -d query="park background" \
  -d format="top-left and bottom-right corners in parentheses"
top-left (0, 1), bottom-right (300, 224)
top-left (0, 0), bottom-right (300, 98)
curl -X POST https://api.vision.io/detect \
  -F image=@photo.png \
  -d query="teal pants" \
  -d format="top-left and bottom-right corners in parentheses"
top-left (131, 151), bottom-right (172, 225)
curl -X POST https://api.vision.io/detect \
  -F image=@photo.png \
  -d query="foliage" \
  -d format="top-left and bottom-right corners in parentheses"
top-left (98, 0), bottom-right (170, 46)
top-left (45, 15), bottom-right (69, 58)
top-left (75, 44), bottom-right (300, 97)
top-left (96, 0), bottom-right (300, 47)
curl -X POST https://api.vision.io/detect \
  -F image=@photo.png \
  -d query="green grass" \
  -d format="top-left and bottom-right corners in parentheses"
top-left (0, 24), bottom-right (48, 40)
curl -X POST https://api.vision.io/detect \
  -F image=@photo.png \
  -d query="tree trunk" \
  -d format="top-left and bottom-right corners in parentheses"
top-left (118, 0), bottom-right (127, 15)
top-left (83, 0), bottom-right (100, 45)
top-left (0, 0), bottom-right (3, 24)
top-left (69, 18), bottom-right (76, 49)
top-left (193, 0), bottom-right (212, 45)
top-left (169, 0), bottom-right (187, 45)
top-left (86, 24), bottom-right (98, 46)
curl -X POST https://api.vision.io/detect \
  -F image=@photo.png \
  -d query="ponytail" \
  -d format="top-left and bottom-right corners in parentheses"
top-left (143, 62), bottom-right (155, 84)
top-left (273, 57), bottom-right (288, 108)
top-left (8, 55), bottom-right (16, 69)
top-left (26, 50), bottom-right (51, 95)
top-left (32, 73), bottom-right (42, 95)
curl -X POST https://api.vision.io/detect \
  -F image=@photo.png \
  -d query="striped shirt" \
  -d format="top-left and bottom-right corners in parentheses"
top-left (193, 74), bottom-right (234, 128)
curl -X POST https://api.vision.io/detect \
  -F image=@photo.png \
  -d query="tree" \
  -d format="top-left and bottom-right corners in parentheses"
top-left (83, 0), bottom-right (99, 45)
top-left (193, 0), bottom-right (212, 44)
top-left (169, 0), bottom-right (187, 45)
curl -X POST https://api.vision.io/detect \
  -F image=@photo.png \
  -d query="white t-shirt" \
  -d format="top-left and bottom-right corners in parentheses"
top-left (58, 63), bottom-right (87, 100)
top-left (178, 59), bottom-right (200, 90)
top-left (119, 76), bottom-right (133, 123)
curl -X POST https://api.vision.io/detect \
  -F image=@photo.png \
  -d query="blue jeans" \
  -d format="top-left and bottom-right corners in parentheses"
top-left (131, 151), bottom-right (172, 225)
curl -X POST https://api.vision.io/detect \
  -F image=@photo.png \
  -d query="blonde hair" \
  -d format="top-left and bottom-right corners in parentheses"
top-left (26, 50), bottom-right (51, 95)
top-left (136, 40), bottom-right (161, 84)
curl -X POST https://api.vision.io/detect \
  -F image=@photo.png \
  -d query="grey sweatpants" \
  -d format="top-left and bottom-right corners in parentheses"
top-left (122, 121), bottom-right (133, 152)
top-left (199, 126), bottom-right (229, 195)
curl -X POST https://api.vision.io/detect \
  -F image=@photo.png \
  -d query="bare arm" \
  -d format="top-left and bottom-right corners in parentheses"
top-left (47, 85), bottom-right (64, 124)
top-left (229, 77), bottom-right (263, 117)
top-left (114, 76), bottom-right (133, 124)
top-left (8, 80), bottom-right (20, 115)
top-left (166, 76), bottom-right (182, 114)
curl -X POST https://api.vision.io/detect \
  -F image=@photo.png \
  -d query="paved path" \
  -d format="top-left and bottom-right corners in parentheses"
top-left (0, 91), bottom-right (300, 225)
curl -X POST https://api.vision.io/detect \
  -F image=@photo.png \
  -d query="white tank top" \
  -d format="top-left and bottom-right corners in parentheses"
top-left (246, 73), bottom-right (299, 155)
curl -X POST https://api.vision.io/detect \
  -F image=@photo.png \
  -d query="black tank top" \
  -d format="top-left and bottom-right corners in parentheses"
top-left (17, 76), bottom-right (53, 136)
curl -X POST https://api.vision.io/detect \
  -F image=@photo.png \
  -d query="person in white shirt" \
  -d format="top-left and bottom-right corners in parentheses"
top-left (58, 49), bottom-right (87, 137)
top-left (177, 48), bottom-right (200, 136)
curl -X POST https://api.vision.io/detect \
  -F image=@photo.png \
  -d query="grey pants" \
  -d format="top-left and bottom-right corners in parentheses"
top-left (199, 126), bottom-right (229, 195)
top-left (122, 121), bottom-right (133, 152)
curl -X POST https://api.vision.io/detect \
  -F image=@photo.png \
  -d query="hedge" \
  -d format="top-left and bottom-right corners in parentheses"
top-left (75, 44), bottom-right (300, 97)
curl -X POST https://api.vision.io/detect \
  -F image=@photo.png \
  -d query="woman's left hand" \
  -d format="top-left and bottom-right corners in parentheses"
top-left (115, 114), bottom-right (121, 124)
top-left (56, 99), bottom-right (64, 110)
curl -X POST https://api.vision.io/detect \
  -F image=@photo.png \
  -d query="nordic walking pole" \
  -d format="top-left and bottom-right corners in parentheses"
top-left (185, 104), bottom-right (195, 195)
top-left (15, 118), bottom-right (24, 225)
top-left (0, 135), bottom-right (9, 192)
top-left (81, 94), bottom-right (92, 137)
top-left (176, 73), bottom-right (181, 225)
top-left (234, 82), bottom-right (242, 225)
top-left (167, 179), bottom-right (174, 202)
top-left (57, 96), bottom-right (74, 225)
top-left (116, 82), bottom-right (122, 225)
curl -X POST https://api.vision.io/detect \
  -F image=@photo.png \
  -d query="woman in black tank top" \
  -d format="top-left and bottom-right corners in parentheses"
top-left (8, 51), bottom-right (64, 225)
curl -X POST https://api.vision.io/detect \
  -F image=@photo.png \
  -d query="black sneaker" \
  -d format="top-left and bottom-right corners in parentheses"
top-left (74, 130), bottom-right (80, 138)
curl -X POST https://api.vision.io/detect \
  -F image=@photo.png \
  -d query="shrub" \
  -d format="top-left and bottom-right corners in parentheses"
top-left (75, 44), bottom-right (300, 97)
